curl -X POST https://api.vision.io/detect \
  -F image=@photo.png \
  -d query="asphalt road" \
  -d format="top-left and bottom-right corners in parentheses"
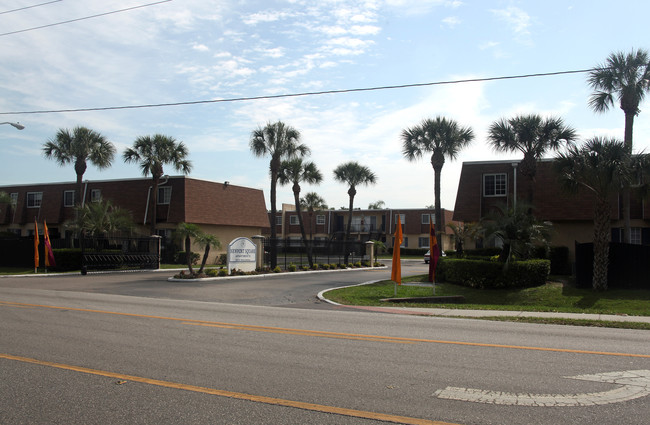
top-left (1, 264), bottom-right (649, 424)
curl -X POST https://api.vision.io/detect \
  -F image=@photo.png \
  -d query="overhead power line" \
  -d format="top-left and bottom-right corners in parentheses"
top-left (0, 0), bottom-right (173, 37)
top-left (0, 0), bottom-right (62, 16)
top-left (0, 68), bottom-right (598, 116)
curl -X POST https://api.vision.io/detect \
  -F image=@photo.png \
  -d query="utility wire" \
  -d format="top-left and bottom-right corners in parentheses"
top-left (0, 68), bottom-right (597, 116)
top-left (0, 0), bottom-right (172, 37)
top-left (0, 0), bottom-right (62, 16)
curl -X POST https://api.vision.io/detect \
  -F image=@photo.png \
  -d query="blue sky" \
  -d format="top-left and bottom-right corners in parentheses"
top-left (1, 0), bottom-right (649, 212)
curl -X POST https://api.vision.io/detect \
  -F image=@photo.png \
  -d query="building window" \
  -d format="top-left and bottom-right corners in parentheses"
top-left (418, 237), bottom-right (430, 248)
top-left (157, 187), bottom-right (171, 205)
top-left (10, 193), bottom-right (18, 206)
top-left (63, 190), bottom-right (75, 207)
top-left (631, 228), bottom-right (642, 245)
top-left (484, 173), bottom-right (507, 197)
top-left (290, 215), bottom-right (299, 225)
top-left (275, 215), bottom-right (282, 226)
top-left (91, 189), bottom-right (102, 203)
top-left (27, 192), bottom-right (42, 208)
top-left (316, 214), bottom-right (325, 225)
top-left (421, 214), bottom-right (436, 225)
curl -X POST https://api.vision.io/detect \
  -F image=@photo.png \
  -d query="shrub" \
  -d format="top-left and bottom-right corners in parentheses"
top-left (321, 264), bottom-right (330, 270)
top-left (439, 258), bottom-right (550, 289)
top-left (217, 253), bottom-right (227, 265)
top-left (301, 265), bottom-right (310, 271)
top-left (329, 263), bottom-right (337, 269)
top-left (218, 268), bottom-right (227, 276)
top-left (362, 261), bottom-right (371, 267)
top-left (288, 264), bottom-right (297, 272)
top-left (311, 264), bottom-right (319, 270)
top-left (272, 266), bottom-right (282, 273)
top-left (354, 261), bottom-right (362, 268)
top-left (205, 268), bottom-right (219, 277)
top-left (174, 251), bottom-right (200, 265)
top-left (51, 248), bottom-right (82, 271)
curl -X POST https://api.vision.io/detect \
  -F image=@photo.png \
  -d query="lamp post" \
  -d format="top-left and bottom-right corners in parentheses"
top-left (0, 122), bottom-right (25, 130)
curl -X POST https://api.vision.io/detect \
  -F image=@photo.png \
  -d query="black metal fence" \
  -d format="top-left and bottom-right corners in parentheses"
top-left (263, 238), bottom-right (370, 269)
top-left (81, 236), bottom-right (160, 273)
top-left (575, 242), bottom-right (650, 289)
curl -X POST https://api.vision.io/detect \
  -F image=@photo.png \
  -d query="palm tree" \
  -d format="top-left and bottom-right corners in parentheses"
top-left (446, 222), bottom-right (478, 257)
top-left (554, 137), bottom-right (648, 290)
top-left (278, 158), bottom-right (323, 267)
top-left (43, 126), bottom-right (116, 205)
top-left (123, 134), bottom-right (192, 235)
top-left (175, 222), bottom-right (202, 275)
top-left (481, 202), bottom-right (552, 269)
top-left (333, 161), bottom-right (377, 264)
top-left (401, 116), bottom-right (474, 252)
top-left (196, 233), bottom-right (221, 274)
top-left (487, 114), bottom-right (577, 205)
top-left (588, 49), bottom-right (650, 242)
top-left (368, 200), bottom-right (385, 209)
top-left (69, 199), bottom-right (134, 237)
top-left (300, 192), bottom-right (328, 250)
top-left (249, 121), bottom-right (310, 268)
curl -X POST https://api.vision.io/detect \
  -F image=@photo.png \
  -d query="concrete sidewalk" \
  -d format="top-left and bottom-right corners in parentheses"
top-left (335, 305), bottom-right (650, 323)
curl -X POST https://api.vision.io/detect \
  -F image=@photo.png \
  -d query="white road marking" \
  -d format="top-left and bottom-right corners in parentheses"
top-left (433, 370), bottom-right (650, 407)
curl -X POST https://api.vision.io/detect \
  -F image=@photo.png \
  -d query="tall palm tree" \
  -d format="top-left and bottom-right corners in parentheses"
top-left (487, 114), bottom-right (577, 205)
top-left (301, 192), bottom-right (328, 262)
top-left (249, 121), bottom-right (310, 268)
top-left (333, 161), bottom-right (377, 264)
top-left (588, 49), bottom-right (650, 242)
top-left (43, 126), bottom-right (116, 205)
top-left (401, 116), bottom-right (474, 252)
top-left (123, 134), bottom-right (192, 235)
top-left (278, 158), bottom-right (323, 267)
top-left (554, 137), bottom-right (645, 290)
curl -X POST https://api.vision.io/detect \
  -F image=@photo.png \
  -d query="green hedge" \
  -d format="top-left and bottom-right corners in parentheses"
top-left (387, 248), bottom-right (428, 256)
top-left (51, 248), bottom-right (82, 271)
top-left (174, 251), bottom-right (200, 265)
top-left (438, 258), bottom-right (550, 289)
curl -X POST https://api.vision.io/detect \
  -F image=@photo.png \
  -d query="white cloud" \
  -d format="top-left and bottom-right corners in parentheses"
top-left (442, 16), bottom-right (460, 28)
top-left (192, 43), bottom-right (210, 52)
top-left (491, 6), bottom-right (531, 38)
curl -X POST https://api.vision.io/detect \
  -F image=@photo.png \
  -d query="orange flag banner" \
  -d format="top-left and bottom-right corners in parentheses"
top-left (43, 220), bottom-right (56, 267)
top-left (33, 218), bottom-right (39, 271)
top-left (390, 215), bottom-right (403, 284)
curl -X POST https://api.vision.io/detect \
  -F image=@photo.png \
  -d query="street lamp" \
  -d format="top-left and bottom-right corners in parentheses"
top-left (0, 122), bottom-right (25, 130)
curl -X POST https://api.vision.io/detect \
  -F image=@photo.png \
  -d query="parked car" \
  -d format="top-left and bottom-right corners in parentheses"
top-left (424, 249), bottom-right (445, 263)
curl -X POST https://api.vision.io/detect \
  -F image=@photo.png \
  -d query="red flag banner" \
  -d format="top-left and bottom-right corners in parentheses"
top-left (43, 220), bottom-right (56, 267)
top-left (390, 215), bottom-right (403, 284)
top-left (33, 218), bottom-right (39, 271)
top-left (428, 219), bottom-right (440, 282)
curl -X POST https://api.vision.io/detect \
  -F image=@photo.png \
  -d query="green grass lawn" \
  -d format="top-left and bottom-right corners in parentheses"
top-left (325, 274), bottom-right (650, 317)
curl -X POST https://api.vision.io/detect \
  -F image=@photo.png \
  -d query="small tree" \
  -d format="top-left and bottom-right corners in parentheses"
top-left (69, 199), bottom-right (134, 237)
top-left (480, 203), bottom-right (552, 270)
top-left (447, 222), bottom-right (478, 257)
top-left (175, 222), bottom-right (202, 275)
top-left (196, 233), bottom-right (221, 274)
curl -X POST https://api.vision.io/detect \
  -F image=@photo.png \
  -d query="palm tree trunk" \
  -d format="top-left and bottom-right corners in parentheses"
top-left (593, 199), bottom-right (610, 290)
top-left (293, 184), bottom-right (312, 267)
top-left (74, 158), bottom-right (87, 206)
top-left (199, 245), bottom-right (210, 274)
top-left (343, 188), bottom-right (356, 264)
top-left (269, 162), bottom-right (279, 269)
top-left (433, 167), bottom-right (443, 254)
top-left (150, 175), bottom-right (160, 235)
top-left (185, 235), bottom-right (194, 275)
top-left (622, 111), bottom-right (635, 243)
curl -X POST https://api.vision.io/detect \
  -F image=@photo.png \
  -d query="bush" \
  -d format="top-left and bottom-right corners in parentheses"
top-left (464, 248), bottom-right (502, 257)
top-left (205, 268), bottom-right (219, 277)
top-left (288, 264), bottom-right (297, 272)
top-left (218, 268), bottom-right (228, 276)
top-left (321, 264), bottom-right (330, 270)
top-left (354, 261), bottom-right (362, 268)
top-left (311, 264), bottom-right (319, 270)
top-left (217, 254), bottom-right (227, 265)
top-left (272, 266), bottom-right (282, 273)
top-left (301, 265), bottom-right (310, 271)
top-left (174, 251), bottom-right (200, 265)
top-left (439, 258), bottom-right (550, 289)
top-left (330, 263), bottom-right (338, 269)
top-left (51, 248), bottom-right (82, 271)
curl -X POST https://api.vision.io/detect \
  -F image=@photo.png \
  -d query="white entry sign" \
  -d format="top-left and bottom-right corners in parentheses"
top-left (227, 237), bottom-right (257, 273)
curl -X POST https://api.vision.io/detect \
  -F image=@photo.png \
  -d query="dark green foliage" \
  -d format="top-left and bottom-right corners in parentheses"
top-left (549, 246), bottom-right (571, 275)
top-left (439, 258), bottom-right (550, 289)
top-left (217, 254), bottom-right (227, 265)
top-left (174, 251), bottom-right (199, 265)
top-left (387, 248), bottom-right (429, 256)
top-left (464, 248), bottom-right (502, 257)
top-left (51, 248), bottom-right (82, 271)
